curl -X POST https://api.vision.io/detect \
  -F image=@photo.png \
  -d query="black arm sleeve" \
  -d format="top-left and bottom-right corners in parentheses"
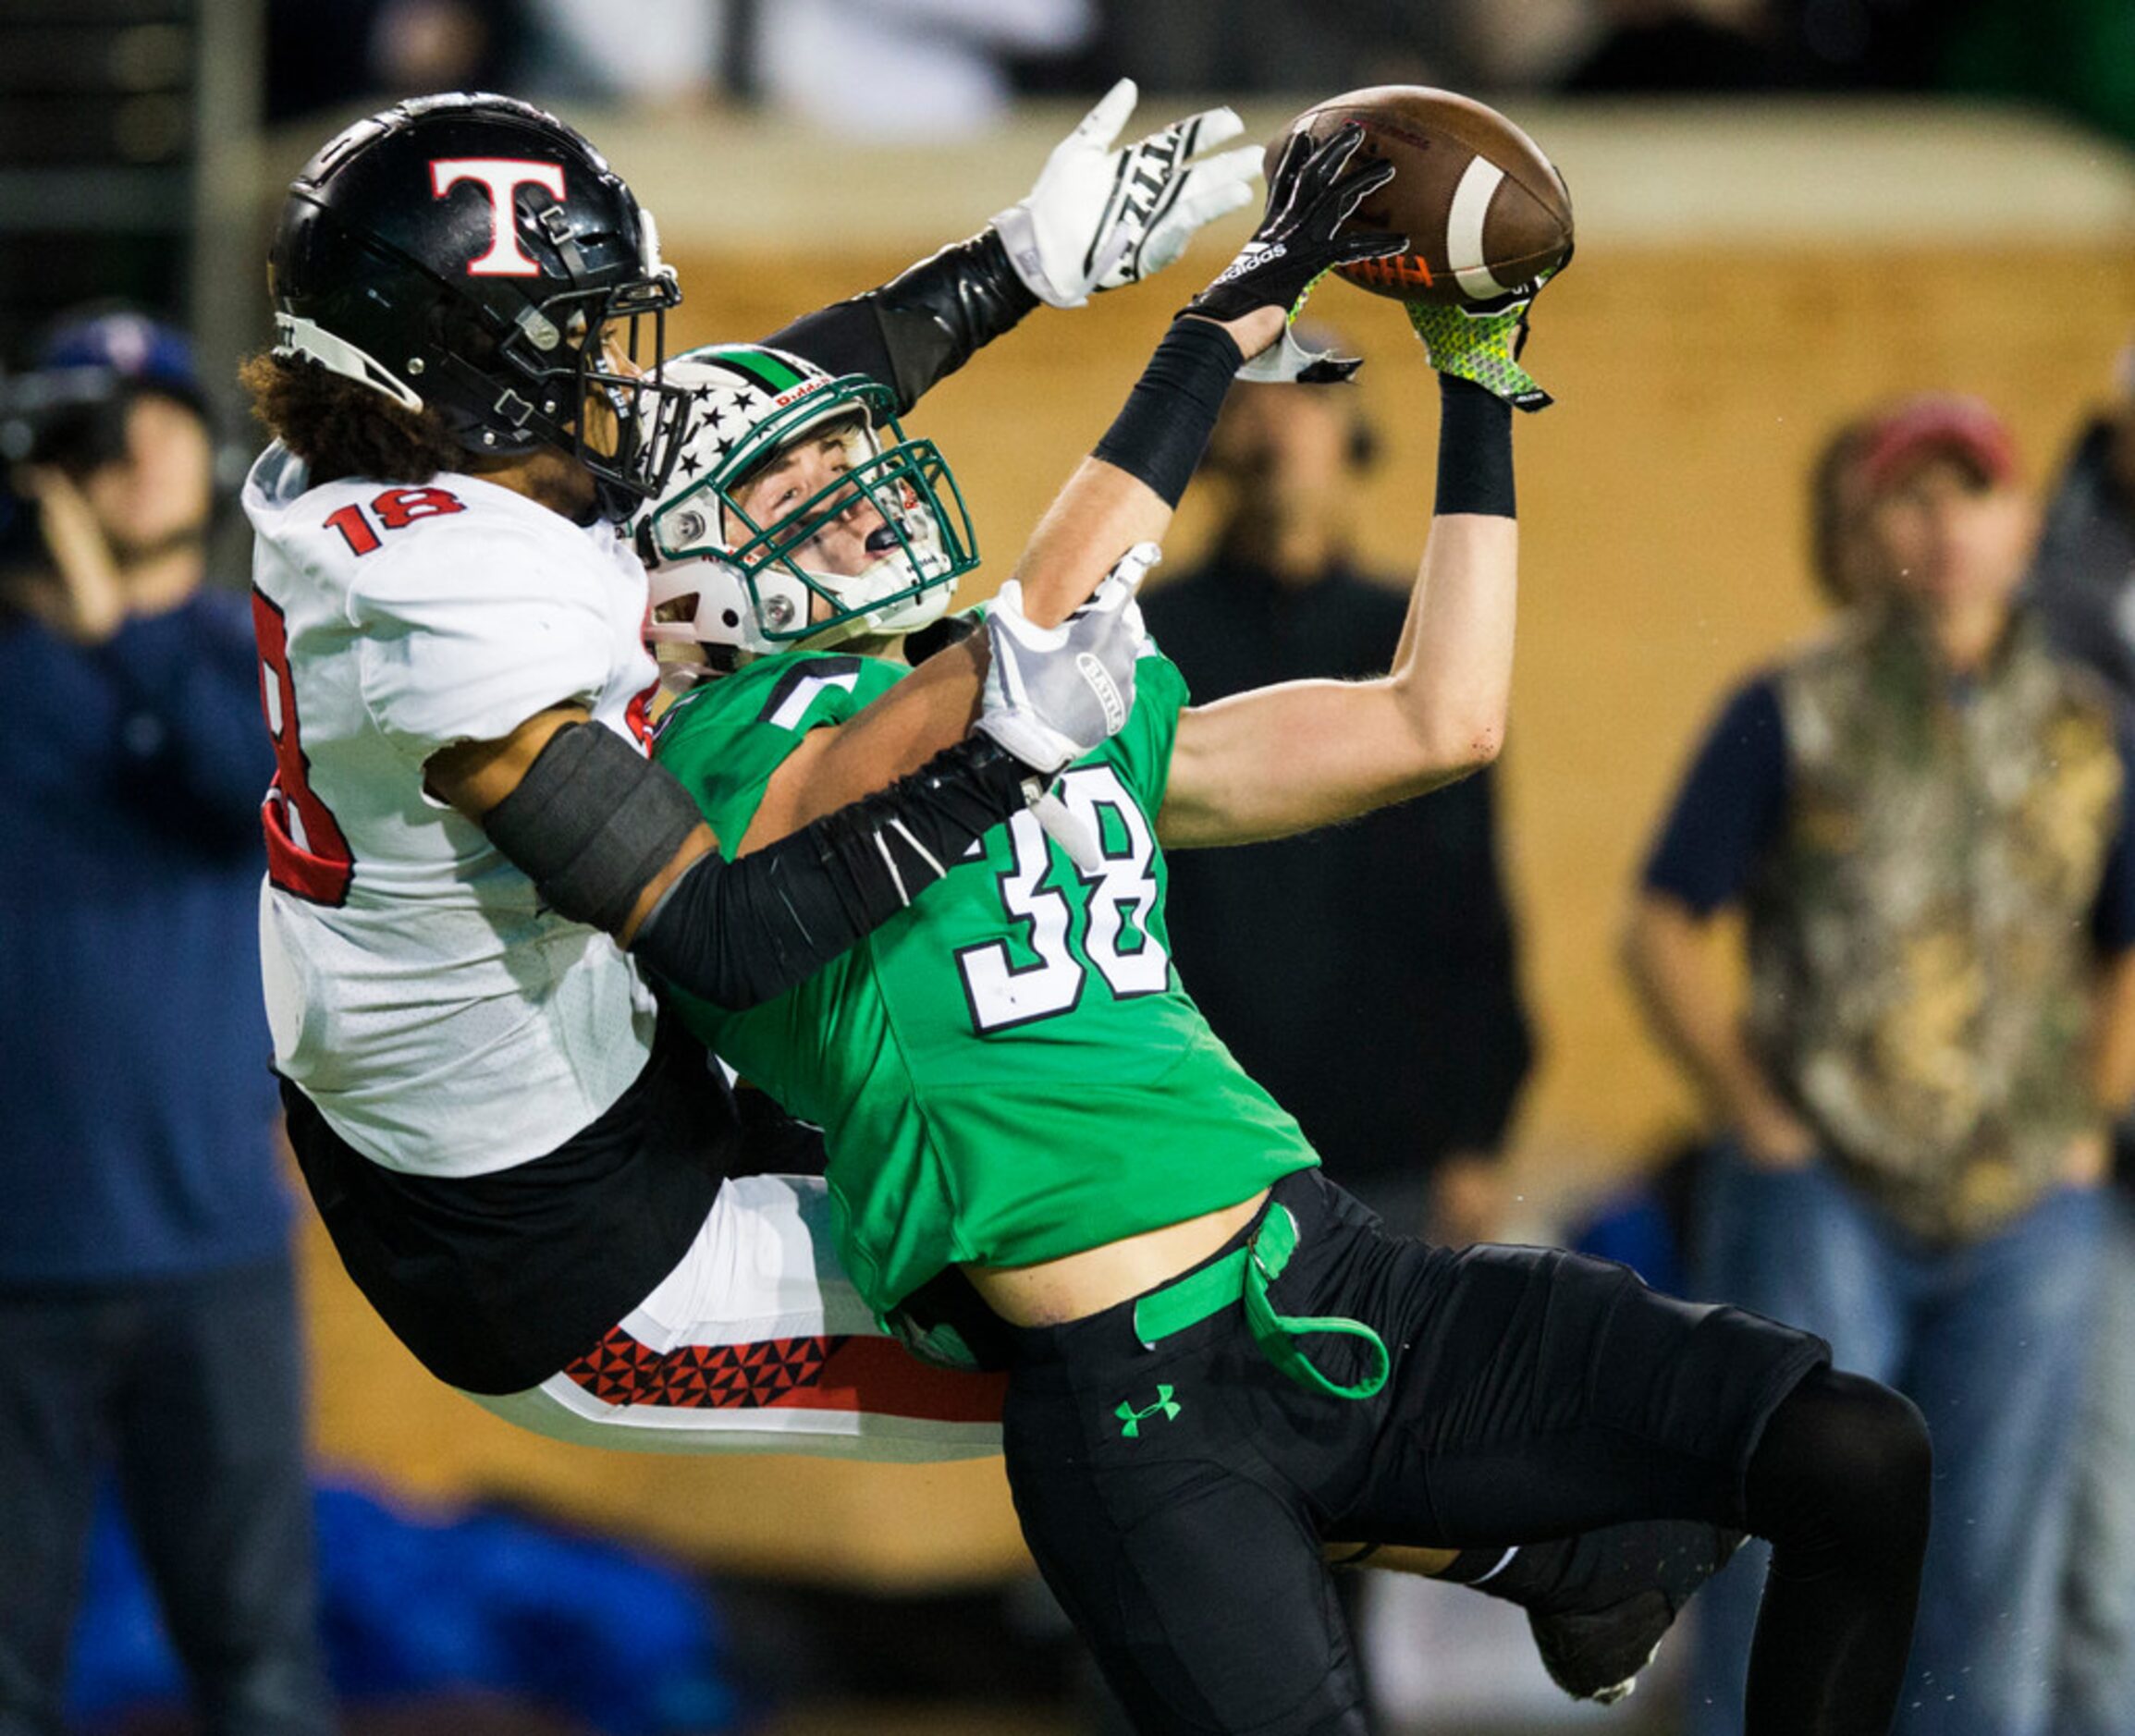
top-left (632, 734), bottom-right (1033, 1009)
top-left (764, 229), bottom-right (1040, 416)
top-left (480, 722), bottom-right (1033, 1009)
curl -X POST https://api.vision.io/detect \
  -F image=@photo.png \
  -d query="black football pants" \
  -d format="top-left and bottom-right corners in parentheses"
top-left (1001, 1168), bottom-right (1926, 1736)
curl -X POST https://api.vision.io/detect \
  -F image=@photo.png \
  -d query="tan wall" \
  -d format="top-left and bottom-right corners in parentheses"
top-left (303, 228), bottom-right (2135, 1584)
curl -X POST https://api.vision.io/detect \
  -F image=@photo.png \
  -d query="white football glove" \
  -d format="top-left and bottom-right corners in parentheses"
top-left (992, 79), bottom-right (1261, 310)
top-left (975, 542), bottom-right (1157, 775)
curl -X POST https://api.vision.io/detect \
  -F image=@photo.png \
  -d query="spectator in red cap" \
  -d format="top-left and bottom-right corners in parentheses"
top-left (1622, 393), bottom-right (2135, 1736)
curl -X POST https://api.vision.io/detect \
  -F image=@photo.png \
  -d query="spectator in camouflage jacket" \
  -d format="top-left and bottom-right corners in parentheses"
top-left (1622, 394), bottom-right (2135, 1736)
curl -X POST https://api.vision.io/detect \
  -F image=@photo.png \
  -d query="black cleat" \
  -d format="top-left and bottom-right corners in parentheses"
top-left (1524, 1522), bottom-right (1748, 1704)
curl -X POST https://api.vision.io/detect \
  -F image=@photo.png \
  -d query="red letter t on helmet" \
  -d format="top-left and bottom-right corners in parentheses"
top-left (430, 159), bottom-right (568, 276)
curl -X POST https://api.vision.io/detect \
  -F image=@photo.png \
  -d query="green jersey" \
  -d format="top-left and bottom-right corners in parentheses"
top-left (653, 646), bottom-right (1317, 1316)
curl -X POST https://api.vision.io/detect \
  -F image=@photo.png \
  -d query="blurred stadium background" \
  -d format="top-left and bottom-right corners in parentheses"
top-left (7, 0), bottom-right (2135, 1731)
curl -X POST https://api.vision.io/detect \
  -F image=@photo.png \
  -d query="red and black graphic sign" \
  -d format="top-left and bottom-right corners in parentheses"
top-left (562, 1326), bottom-right (1005, 1422)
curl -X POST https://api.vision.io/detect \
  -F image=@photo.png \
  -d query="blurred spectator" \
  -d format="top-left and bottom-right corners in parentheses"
top-left (515, 0), bottom-right (1092, 135)
top-left (266, 0), bottom-right (523, 125)
top-left (1142, 354), bottom-right (1536, 1250)
top-left (1622, 395), bottom-right (2135, 1736)
top-left (1559, 0), bottom-right (1786, 92)
top-left (2031, 344), bottom-right (2135, 694)
top-left (2025, 348), bottom-right (2135, 1736)
top-left (0, 308), bottom-right (332, 1736)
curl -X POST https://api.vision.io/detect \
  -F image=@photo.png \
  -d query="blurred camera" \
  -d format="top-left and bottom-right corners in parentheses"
top-left (0, 308), bottom-right (215, 572)
top-left (3, 306), bottom-right (211, 479)
top-left (0, 367), bottom-right (139, 477)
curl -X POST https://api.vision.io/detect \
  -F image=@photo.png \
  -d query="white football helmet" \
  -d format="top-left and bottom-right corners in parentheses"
top-left (642, 344), bottom-right (977, 657)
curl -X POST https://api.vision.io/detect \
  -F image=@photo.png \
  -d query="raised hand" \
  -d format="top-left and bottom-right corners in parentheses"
top-left (993, 79), bottom-right (1262, 311)
top-left (1406, 261), bottom-right (1566, 413)
top-left (1185, 123), bottom-right (1406, 382)
top-left (14, 465), bottom-right (126, 643)
top-left (974, 542), bottom-right (1155, 776)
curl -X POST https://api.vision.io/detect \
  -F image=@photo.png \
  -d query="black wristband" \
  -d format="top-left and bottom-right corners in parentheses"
top-left (1434, 374), bottom-right (1516, 519)
top-left (1092, 317), bottom-right (1244, 508)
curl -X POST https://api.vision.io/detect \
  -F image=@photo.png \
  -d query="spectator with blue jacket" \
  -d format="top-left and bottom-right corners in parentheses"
top-left (0, 307), bottom-right (335, 1736)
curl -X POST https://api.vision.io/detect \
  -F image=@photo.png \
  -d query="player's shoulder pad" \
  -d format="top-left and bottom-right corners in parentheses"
top-left (336, 481), bottom-right (618, 625)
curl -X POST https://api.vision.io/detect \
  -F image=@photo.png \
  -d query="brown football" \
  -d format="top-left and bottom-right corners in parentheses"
top-left (1270, 87), bottom-right (1573, 305)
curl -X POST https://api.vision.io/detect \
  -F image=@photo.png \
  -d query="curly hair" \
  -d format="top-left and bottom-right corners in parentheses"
top-left (239, 351), bottom-right (469, 485)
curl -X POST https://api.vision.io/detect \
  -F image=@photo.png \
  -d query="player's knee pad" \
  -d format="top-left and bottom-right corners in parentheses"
top-left (1746, 1365), bottom-right (1931, 1568)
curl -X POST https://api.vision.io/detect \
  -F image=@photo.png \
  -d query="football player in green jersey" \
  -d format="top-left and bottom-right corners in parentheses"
top-left (638, 173), bottom-right (1931, 1736)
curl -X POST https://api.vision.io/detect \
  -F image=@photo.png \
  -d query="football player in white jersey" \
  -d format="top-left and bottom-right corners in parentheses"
top-left (239, 89), bottom-right (1282, 1458)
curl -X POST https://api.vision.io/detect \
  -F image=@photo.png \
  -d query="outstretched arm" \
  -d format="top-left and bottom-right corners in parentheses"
top-left (1012, 122), bottom-right (1401, 626)
top-left (742, 126), bottom-right (1404, 839)
top-left (765, 79), bottom-right (1259, 412)
top-left (1158, 372), bottom-right (1518, 849)
top-left (741, 309), bottom-right (1270, 844)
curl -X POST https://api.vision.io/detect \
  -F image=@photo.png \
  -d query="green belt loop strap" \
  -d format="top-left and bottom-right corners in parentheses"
top-left (1244, 1205), bottom-right (1389, 1402)
top-left (1131, 1203), bottom-right (1389, 1403)
top-left (1133, 1246), bottom-right (1250, 1346)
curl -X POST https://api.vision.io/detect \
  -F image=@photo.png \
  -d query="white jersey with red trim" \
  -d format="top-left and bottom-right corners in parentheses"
top-left (243, 444), bottom-right (662, 1178)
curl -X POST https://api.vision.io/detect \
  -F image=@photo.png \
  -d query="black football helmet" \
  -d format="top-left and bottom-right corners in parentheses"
top-left (268, 92), bottom-right (686, 520)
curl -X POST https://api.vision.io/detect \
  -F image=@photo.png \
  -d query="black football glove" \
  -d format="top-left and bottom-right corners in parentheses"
top-left (1184, 122), bottom-right (1406, 383)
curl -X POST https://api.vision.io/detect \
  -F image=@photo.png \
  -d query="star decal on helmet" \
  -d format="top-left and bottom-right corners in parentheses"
top-left (643, 344), bottom-right (977, 657)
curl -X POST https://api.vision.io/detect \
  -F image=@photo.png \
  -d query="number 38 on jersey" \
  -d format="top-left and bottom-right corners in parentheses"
top-left (956, 765), bottom-right (1170, 1034)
